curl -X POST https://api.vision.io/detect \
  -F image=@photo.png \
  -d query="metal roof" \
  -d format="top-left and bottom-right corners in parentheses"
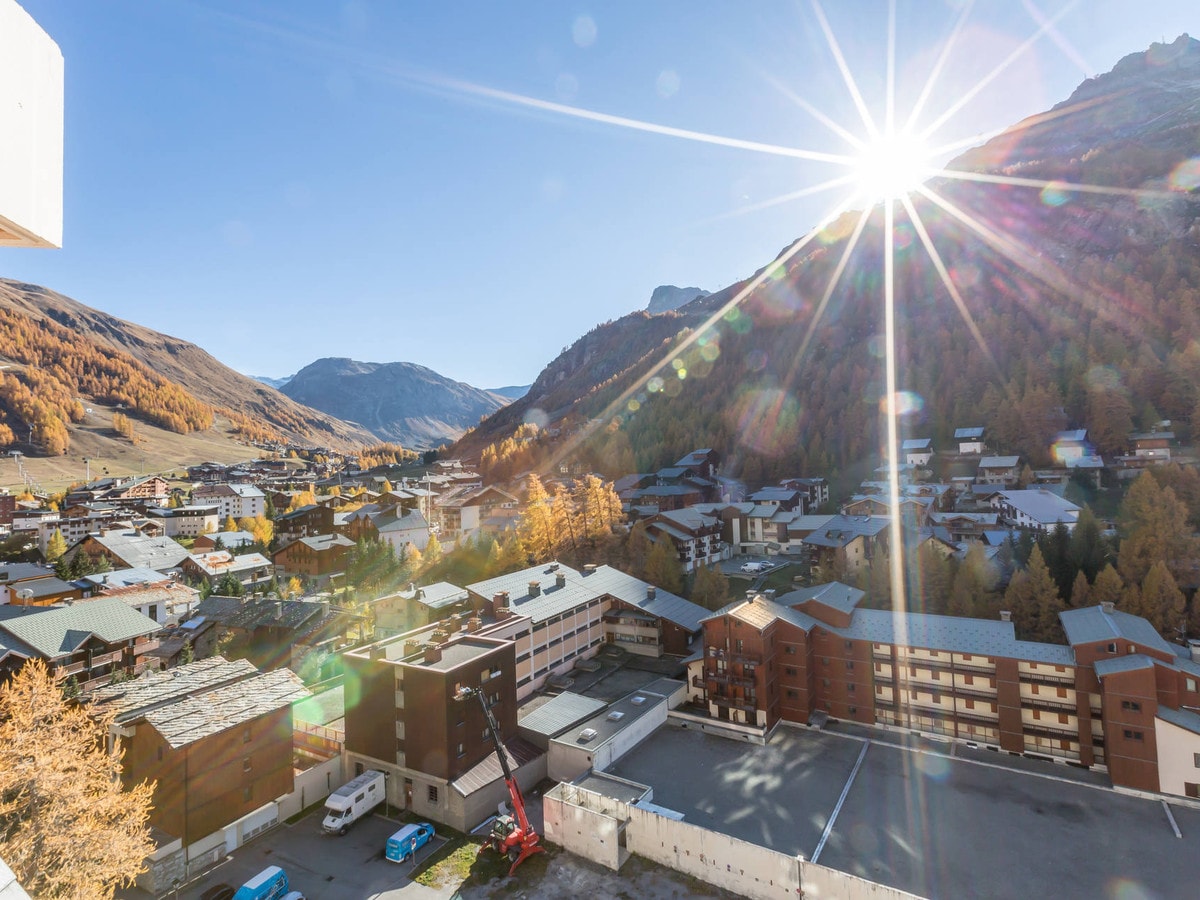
top-left (468, 563), bottom-right (707, 633)
top-left (1094, 654), bottom-right (1157, 678)
top-left (451, 736), bottom-right (543, 798)
top-left (1157, 705), bottom-right (1200, 736)
top-left (518, 691), bottom-right (607, 738)
top-left (548, 690), bottom-right (667, 753)
top-left (144, 667), bottom-right (310, 749)
top-left (1059, 606), bottom-right (1174, 654)
top-left (781, 581), bottom-right (865, 615)
top-left (294, 684), bottom-right (345, 727)
top-left (954, 427), bottom-right (985, 439)
top-left (702, 597), bottom-right (820, 633)
top-left (0, 596), bottom-right (159, 659)
top-left (83, 532), bottom-right (189, 571)
top-left (996, 490), bottom-right (1080, 526)
top-left (979, 456), bottom-right (1020, 468)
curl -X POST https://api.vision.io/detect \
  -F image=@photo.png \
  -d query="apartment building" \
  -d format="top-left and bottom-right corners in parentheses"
top-left (693, 584), bottom-right (1200, 798)
top-left (192, 483), bottom-right (267, 520)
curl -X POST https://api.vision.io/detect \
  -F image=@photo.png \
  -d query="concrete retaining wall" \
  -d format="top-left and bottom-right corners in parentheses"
top-left (544, 781), bottom-right (923, 900)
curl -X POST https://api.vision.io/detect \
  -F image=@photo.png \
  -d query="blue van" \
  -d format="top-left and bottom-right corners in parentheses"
top-left (232, 866), bottom-right (288, 900)
top-left (385, 823), bottom-right (435, 862)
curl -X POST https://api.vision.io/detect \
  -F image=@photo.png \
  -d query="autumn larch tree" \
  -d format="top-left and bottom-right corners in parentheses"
top-left (643, 536), bottom-right (685, 595)
top-left (0, 659), bottom-right (155, 899)
top-left (690, 563), bottom-right (730, 611)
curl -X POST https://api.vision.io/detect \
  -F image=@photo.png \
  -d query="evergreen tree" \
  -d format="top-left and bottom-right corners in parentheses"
top-left (1015, 530), bottom-right (1035, 568)
top-left (624, 521), bottom-right (652, 580)
top-left (1039, 523), bottom-right (1074, 600)
top-left (1026, 546), bottom-right (1066, 643)
top-left (1068, 570), bottom-right (1090, 609)
top-left (690, 563), bottom-right (730, 610)
top-left (1068, 507), bottom-right (1107, 582)
top-left (643, 538), bottom-right (684, 595)
top-left (1090, 563), bottom-right (1124, 608)
top-left (1140, 560), bottom-right (1186, 639)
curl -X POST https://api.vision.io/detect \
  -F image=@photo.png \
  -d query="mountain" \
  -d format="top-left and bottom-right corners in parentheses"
top-left (456, 36), bottom-right (1200, 484)
top-left (253, 374), bottom-right (293, 390)
top-left (0, 279), bottom-right (375, 450)
top-left (647, 285), bottom-right (710, 314)
top-left (279, 357), bottom-right (511, 449)
top-left (486, 385), bottom-right (532, 401)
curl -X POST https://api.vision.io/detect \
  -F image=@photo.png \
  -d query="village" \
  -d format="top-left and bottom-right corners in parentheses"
top-left (2, 420), bottom-right (1200, 899)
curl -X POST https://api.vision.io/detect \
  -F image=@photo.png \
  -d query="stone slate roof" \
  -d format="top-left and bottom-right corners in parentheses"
top-left (87, 657), bottom-right (257, 720)
top-left (143, 667), bottom-right (310, 749)
top-left (0, 596), bottom-right (159, 659)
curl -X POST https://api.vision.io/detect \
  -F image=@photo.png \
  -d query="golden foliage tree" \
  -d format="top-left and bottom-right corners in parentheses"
top-left (0, 660), bottom-right (155, 899)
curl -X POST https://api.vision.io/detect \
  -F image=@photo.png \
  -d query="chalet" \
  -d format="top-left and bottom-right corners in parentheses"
top-left (901, 438), bottom-right (934, 467)
top-left (373, 581), bottom-right (472, 635)
top-left (181, 550), bottom-right (274, 590)
top-left (675, 448), bottom-right (720, 479)
top-left (221, 597), bottom-right (363, 672)
top-left (927, 511), bottom-right (1001, 543)
top-left (1053, 429), bottom-right (1094, 464)
top-left (841, 493), bottom-right (933, 527)
top-left (977, 456), bottom-right (1021, 486)
top-left (0, 596), bottom-right (160, 688)
top-left (373, 509), bottom-right (431, 555)
top-left (802, 515), bottom-right (890, 578)
top-left (273, 533), bottom-right (355, 577)
top-left (954, 426), bottom-right (986, 455)
top-left (274, 503), bottom-right (336, 542)
top-left (92, 580), bottom-right (200, 626)
top-left (643, 508), bottom-right (725, 572)
top-left (992, 489), bottom-right (1081, 533)
top-left (780, 477), bottom-right (829, 509)
top-left (435, 485), bottom-right (518, 543)
top-left (1128, 431), bottom-right (1174, 462)
top-left (0, 562), bottom-right (82, 606)
top-left (67, 531), bottom-right (190, 574)
top-left (87, 658), bottom-right (310, 852)
top-left (747, 487), bottom-right (804, 511)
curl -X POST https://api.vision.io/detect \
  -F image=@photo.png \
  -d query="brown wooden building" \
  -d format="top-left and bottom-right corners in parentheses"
top-left (88, 658), bottom-right (310, 847)
top-left (272, 533), bottom-right (354, 576)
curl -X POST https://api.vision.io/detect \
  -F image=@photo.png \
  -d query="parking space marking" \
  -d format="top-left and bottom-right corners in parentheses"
top-left (1163, 800), bottom-right (1182, 838)
top-left (810, 739), bottom-right (869, 864)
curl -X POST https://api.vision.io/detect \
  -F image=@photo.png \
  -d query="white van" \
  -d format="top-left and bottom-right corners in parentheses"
top-left (322, 770), bottom-right (385, 835)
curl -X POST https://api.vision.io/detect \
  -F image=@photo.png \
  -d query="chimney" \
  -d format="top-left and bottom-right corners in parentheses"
top-left (408, 582), bottom-right (417, 594)
top-left (431, 629), bottom-right (449, 644)
top-left (583, 564), bottom-right (597, 575)
top-left (999, 610), bottom-right (1011, 622)
top-left (1101, 601), bottom-right (1115, 614)
top-left (1189, 639), bottom-right (1200, 664)
top-left (491, 592), bottom-right (509, 616)
top-left (424, 643), bottom-right (442, 664)
top-left (528, 581), bottom-right (541, 597)
top-left (370, 644), bottom-right (387, 660)
top-left (275, 601), bottom-right (284, 619)
top-left (320, 600), bottom-right (330, 617)
top-left (496, 605), bottom-right (511, 621)
top-left (746, 590), bottom-right (757, 601)
top-left (403, 639), bottom-right (422, 657)
top-left (467, 616), bottom-right (482, 633)
top-left (555, 573), bottom-right (567, 589)
top-left (764, 589), bottom-right (776, 601)
top-left (646, 585), bottom-right (656, 600)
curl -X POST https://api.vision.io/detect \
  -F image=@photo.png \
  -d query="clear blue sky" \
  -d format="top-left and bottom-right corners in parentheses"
top-left (5, 1), bottom-right (1196, 388)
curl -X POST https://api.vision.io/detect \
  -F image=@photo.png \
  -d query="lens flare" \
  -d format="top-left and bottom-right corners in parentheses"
top-left (853, 129), bottom-right (932, 201)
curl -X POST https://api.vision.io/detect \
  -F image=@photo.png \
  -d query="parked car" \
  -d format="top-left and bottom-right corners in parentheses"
top-left (740, 561), bottom-right (767, 573)
top-left (386, 822), bottom-right (436, 863)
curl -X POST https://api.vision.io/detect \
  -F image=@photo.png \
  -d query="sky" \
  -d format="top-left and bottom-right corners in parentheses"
top-left (5, 1), bottom-right (1198, 389)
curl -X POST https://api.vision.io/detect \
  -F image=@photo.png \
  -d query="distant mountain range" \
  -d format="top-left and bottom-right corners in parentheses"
top-left (253, 374), bottom-right (293, 390)
top-left (456, 35), bottom-right (1200, 483)
top-left (278, 357), bottom-right (515, 449)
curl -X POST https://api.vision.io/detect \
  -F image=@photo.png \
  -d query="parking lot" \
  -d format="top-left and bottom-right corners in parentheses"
top-left (608, 724), bottom-right (1200, 899)
top-left (181, 810), bottom-right (454, 900)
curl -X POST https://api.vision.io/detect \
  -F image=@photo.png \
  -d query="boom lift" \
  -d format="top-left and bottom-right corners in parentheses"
top-left (455, 686), bottom-right (544, 876)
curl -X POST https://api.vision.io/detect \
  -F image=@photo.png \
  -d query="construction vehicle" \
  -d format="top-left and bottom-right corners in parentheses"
top-left (455, 686), bottom-right (544, 876)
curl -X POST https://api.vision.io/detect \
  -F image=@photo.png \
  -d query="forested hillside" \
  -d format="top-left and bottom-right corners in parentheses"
top-left (458, 36), bottom-right (1200, 483)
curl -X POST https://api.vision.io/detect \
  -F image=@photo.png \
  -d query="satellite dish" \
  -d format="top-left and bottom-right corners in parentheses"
top-left (15, 589), bottom-right (34, 603)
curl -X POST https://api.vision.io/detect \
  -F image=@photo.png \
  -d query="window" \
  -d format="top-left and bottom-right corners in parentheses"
top-left (1058, 713), bottom-right (1069, 724)
top-left (243, 786), bottom-right (252, 803)
top-left (846, 661), bottom-right (854, 671)
top-left (822, 678), bottom-right (831, 687)
top-left (785, 646), bottom-right (797, 655)
top-left (243, 727), bottom-right (252, 744)
top-left (844, 641), bottom-right (853, 651)
top-left (483, 728), bottom-right (490, 741)
top-left (1193, 753), bottom-right (1200, 769)
top-left (428, 785), bottom-right (439, 803)
top-left (242, 757), bottom-right (252, 773)
top-left (823, 658), bottom-right (830, 667)
top-left (848, 684), bottom-right (856, 693)
top-left (963, 674), bottom-right (973, 685)
top-left (1123, 729), bottom-right (1144, 742)
top-left (735, 639), bottom-right (744, 652)
top-left (965, 699), bottom-right (975, 710)
top-left (1107, 643), bottom-right (1117, 653)
top-left (787, 689), bottom-right (798, 699)
top-left (1121, 700), bottom-right (1142, 712)
top-left (786, 667), bottom-right (796, 676)
top-left (1186, 783), bottom-right (1200, 799)
top-left (1188, 678), bottom-right (1198, 693)
top-left (157, 746), bottom-right (163, 761)
top-left (457, 743), bottom-right (465, 757)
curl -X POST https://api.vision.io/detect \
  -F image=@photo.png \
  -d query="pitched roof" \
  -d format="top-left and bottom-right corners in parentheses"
top-left (518, 691), bottom-right (607, 738)
top-left (1094, 654), bottom-right (1157, 678)
top-left (979, 456), bottom-right (1020, 468)
top-left (451, 736), bottom-right (543, 797)
top-left (468, 563), bottom-right (707, 632)
top-left (144, 667), bottom-right (310, 749)
top-left (0, 597), bottom-right (159, 659)
top-left (87, 657), bottom-right (257, 720)
top-left (1059, 605), bottom-right (1174, 655)
top-left (954, 427), bottom-right (985, 439)
top-left (1157, 705), bottom-right (1200, 736)
top-left (782, 581), bottom-right (865, 615)
top-left (702, 597), bottom-right (820, 633)
top-left (997, 490), bottom-right (1080, 526)
top-left (83, 532), bottom-right (190, 571)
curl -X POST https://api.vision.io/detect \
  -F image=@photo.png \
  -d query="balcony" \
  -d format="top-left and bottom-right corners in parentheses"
top-left (1023, 723), bottom-right (1079, 742)
top-left (1022, 696), bottom-right (1076, 714)
top-left (709, 695), bottom-right (758, 715)
top-left (951, 684), bottom-right (997, 700)
top-left (951, 661), bottom-right (997, 675)
top-left (1020, 670), bottom-right (1075, 687)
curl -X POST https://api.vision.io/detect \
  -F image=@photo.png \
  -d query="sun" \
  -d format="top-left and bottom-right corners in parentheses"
top-left (852, 129), bottom-right (933, 202)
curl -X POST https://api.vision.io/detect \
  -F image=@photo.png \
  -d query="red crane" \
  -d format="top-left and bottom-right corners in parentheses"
top-left (456, 686), bottom-right (544, 876)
